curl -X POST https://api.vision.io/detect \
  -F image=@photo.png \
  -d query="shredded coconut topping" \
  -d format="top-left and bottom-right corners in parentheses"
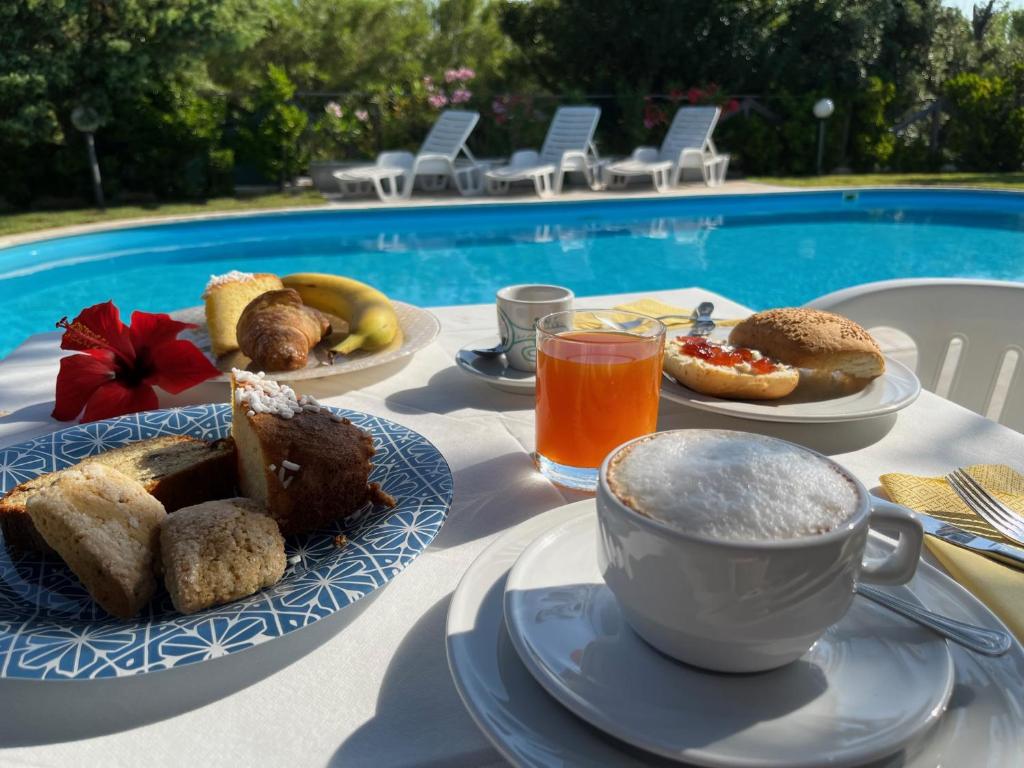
top-left (233, 369), bottom-right (305, 418)
top-left (281, 460), bottom-right (301, 471)
top-left (203, 270), bottom-right (256, 296)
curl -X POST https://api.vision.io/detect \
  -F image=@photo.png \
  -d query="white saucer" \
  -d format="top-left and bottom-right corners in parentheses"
top-left (660, 356), bottom-right (921, 423)
top-left (504, 512), bottom-right (954, 767)
top-left (455, 337), bottom-right (535, 394)
top-left (446, 500), bottom-right (1024, 768)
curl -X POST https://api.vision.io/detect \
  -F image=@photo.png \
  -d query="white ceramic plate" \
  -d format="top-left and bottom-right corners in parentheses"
top-left (454, 337), bottom-right (535, 395)
top-left (660, 356), bottom-right (922, 423)
top-left (504, 512), bottom-right (954, 767)
top-left (446, 500), bottom-right (1024, 768)
top-left (172, 301), bottom-right (440, 382)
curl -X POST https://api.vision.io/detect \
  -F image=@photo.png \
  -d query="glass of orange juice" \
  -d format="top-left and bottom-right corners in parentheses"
top-left (535, 310), bottom-right (666, 490)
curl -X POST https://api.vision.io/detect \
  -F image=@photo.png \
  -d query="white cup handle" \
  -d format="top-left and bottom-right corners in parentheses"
top-left (860, 497), bottom-right (924, 586)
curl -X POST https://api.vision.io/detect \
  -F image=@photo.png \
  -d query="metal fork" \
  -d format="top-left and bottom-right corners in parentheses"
top-left (946, 469), bottom-right (1024, 545)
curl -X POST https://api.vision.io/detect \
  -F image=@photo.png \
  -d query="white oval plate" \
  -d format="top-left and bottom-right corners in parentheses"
top-left (454, 337), bottom-right (535, 395)
top-left (504, 512), bottom-right (953, 768)
top-left (446, 500), bottom-right (1024, 768)
top-left (660, 356), bottom-right (921, 423)
top-left (172, 301), bottom-right (440, 382)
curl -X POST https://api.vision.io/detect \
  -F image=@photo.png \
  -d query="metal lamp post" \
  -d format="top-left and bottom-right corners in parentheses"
top-left (813, 98), bottom-right (834, 177)
top-left (71, 106), bottom-right (105, 210)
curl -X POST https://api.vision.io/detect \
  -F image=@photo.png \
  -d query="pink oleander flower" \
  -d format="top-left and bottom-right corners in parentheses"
top-left (324, 101), bottom-right (343, 118)
top-left (450, 89), bottom-right (472, 105)
top-left (492, 97), bottom-right (507, 114)
top-left (428, 93), bottom-right (449, 109)
top-left (445, 69), bottom-right (459, 83)
top-left (355, 109), bottom-right (370, 123)
top-left (457, 67), bottom-right (476, 81)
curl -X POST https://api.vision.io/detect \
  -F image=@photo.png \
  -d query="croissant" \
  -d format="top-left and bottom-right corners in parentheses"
top-left (236, 289), bottom-right (331, 371)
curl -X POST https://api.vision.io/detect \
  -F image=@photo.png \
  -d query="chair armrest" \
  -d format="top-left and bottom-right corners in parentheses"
top-left (630, 147), bottom-right (660, 163)
top-left (377, 151), bottom-right (416, 170)
top-left (558, 149), bottom-right (592, 170)
top-left (414, 153), bottom-right (452, 164)
top-left (509, 149), bottom-right (540, 167)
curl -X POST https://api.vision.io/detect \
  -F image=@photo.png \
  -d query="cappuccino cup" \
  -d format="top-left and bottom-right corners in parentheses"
top-left (496, 284), bottom-right (573, 371)
top-left (596, 429), bottom-right (924, 673)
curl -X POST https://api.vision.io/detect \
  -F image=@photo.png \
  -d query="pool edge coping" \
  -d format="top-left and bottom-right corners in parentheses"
top-left (4, 182), bottom-right (1022, 250)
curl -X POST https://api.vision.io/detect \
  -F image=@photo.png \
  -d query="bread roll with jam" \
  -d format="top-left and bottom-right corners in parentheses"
top-left (664, 336), bottom-right (799, 400)
top-left (728, 308), bottom-right (885, 380)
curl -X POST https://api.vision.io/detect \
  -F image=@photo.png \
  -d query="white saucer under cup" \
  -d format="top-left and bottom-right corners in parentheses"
top-left (454, 337), bottom-right (535, 395)
top-left (446, 500), bottom-right (1024, 768)
top-left (503, 511), bottom-right (955, 768)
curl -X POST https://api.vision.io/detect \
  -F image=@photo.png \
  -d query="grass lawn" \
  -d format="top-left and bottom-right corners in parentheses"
top-left (0, 190), bottom-right (328, 238)
top-left (752, 172), bottom-right (1024, 190)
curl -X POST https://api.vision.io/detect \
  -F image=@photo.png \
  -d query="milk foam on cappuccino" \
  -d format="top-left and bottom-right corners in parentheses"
top-left (608, 431), bottom-right (858, 541)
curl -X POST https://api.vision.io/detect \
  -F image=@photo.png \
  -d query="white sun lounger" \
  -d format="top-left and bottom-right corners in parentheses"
top-left (334, 110), bottom-right (483, 201)
top-left (485, 106), bottom-right (601, 198)
top-left (604, 106), bottom-right (730, 191)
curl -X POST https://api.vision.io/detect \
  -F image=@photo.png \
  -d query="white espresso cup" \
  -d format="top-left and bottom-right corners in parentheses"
top-left (496, 284), bottom-right (574, 371)
top-left (596, 430), bottom-right (924, 673)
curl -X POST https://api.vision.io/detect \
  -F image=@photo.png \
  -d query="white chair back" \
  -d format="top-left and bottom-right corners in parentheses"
top-left (660, 106), bottom-right (721, 161)
top-left (807, 278), bottom-right (1024, 431)
top-left (539, 106), bottom-right (601, 164)
top-left (418, 110), bottom-right (480, 159)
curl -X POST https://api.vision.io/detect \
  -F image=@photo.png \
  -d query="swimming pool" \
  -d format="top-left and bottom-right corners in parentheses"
top-left (1, 189), bottom-right (1023, 358)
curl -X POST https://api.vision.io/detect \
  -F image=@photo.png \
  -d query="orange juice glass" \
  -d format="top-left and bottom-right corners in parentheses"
top-left (535, 310), bottom-right (666, 490)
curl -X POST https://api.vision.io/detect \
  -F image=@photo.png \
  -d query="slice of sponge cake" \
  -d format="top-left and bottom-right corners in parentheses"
top-left (27, 463), bottom-right (166, 618)
top-left (230, 370), bottom-right (386, 535)
top-left (203, 271), bottom-right (284, 356)
top-left (0, 435), bottom-right (236, 554)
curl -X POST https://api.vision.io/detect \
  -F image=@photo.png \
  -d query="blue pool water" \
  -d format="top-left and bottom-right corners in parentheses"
top-left (1, 189), bottom-right (1023, 357)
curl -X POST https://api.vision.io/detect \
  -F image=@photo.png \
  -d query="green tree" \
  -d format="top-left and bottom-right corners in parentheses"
top-left (0, 0), bottom-right (270, 206)
top-left (944, 66), bottom-right (1024, 171)
top-left (236, 65), bottom-right (310, 188)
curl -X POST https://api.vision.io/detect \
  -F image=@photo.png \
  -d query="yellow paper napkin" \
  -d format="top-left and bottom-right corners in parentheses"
top-left (880, 464), bottom-right (1024, 640)
top-left (614, 298), bottom-right (743, 329)
top-left (573, 298), bottom-right (744, 331)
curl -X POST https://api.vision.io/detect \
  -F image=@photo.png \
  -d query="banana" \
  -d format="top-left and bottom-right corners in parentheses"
top-left (282, 272), bottom-right (399, 356)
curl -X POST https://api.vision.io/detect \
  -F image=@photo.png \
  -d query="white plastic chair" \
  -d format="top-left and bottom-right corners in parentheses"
top-left (604, 106), bottom-right (730, 191)
top-left (334, 110), bottom-right (483, 201)
top-left (807, 279), bottom-right (1024, 431)
top-left (485, 106), bottom-right (602, 198)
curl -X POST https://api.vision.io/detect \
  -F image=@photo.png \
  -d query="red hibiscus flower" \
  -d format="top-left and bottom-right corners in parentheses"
top-left (52, 301), bottom-right (219, 423)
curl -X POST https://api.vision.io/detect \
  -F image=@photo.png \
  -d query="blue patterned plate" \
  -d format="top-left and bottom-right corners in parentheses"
top-left (0, 404), bottom-right (452, 680)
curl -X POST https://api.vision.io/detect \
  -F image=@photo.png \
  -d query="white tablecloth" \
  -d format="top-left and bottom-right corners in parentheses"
top-left (1, 289), bottom-right (1022, 768)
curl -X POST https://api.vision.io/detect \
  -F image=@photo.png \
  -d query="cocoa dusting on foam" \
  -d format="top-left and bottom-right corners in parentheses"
top-left (609, 431), bottom-right (858, 542)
